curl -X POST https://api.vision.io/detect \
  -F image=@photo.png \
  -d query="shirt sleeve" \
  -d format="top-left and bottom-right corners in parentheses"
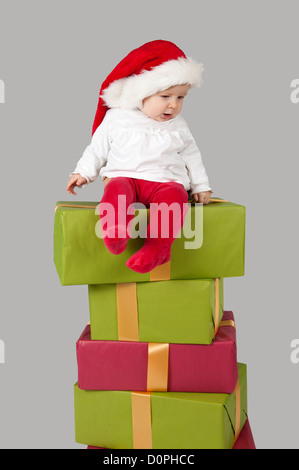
top-left (70, 113), bottom-right (110, 184)
top-left (179, 126), bottom-right (212, 194)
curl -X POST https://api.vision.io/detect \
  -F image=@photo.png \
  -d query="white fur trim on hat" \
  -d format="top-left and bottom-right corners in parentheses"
top-left (101, 57), bottom-right (204, 110)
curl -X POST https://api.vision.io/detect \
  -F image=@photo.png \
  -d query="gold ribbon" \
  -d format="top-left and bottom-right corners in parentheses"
top-left (147, 343), bottom-right (169, 392)
top-left (187, 198), bottom-right (231, 204)
top-left (219, 319), bottom-right (236, 329)
top-left (131, 379), bottom-right (241, 448)
top-left (209, 198), bottom-right (230, 203)
top-left (116, 283), bottom-right (139, 341)
top-left (149, 261), bottom-right (171, 281)
top-left (54, 203), bottom-right (97, 213)
top-left (131, 391), bottom-right (152, 449)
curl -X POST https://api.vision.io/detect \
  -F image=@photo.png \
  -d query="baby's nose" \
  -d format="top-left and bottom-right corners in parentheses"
top-left (169, 99), bottom-right (178, 108)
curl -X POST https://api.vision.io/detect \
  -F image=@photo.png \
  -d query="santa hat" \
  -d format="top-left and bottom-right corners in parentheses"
top-left (92, 40), bottom-right (203, 134)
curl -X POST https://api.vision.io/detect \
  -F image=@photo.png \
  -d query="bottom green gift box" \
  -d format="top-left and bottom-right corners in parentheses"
top-left (74, 363), bottom-right (247, 449)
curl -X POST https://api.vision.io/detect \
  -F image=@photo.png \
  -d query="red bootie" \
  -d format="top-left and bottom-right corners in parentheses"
top-left (102, 225), bottom-right (130, 255)
top-left (126, 242), bottom-right (171, 273)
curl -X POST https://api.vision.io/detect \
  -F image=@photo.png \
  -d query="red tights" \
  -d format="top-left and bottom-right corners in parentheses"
top-left (99, 177), bottom-right (188, 273)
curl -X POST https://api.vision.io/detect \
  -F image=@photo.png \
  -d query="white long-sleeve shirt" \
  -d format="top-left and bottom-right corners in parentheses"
top-left (72, 108), bottom-right (211, 194)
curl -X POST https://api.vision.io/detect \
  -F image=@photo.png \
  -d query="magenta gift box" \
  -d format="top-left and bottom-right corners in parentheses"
top-left (76, 311), bottom-right (238, 393)
top-left (232, 419), bottom-right (256, 449)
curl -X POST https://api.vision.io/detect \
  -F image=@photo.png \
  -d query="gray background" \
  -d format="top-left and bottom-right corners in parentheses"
top-left (0, 0), bottom-right (298, 449)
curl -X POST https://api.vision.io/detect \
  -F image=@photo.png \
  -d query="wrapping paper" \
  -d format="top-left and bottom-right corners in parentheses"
top-left (232, 418), bottom-right (256, 449)
top-left (89, 278), bottom-right (223, 344)
top-left (77, 311), bottom-right (237, 393)
top-left (86, 418), bottom-right (255, 450)
top-left (74, 363), bottom-right (247, 450)
top-left (54, 199), bottom-right (245, 285)
top-left (87, 418), bottom-right (256, 450)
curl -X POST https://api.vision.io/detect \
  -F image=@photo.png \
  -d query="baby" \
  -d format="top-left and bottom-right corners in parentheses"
top-left (67, 40), bottom-right (212, 273)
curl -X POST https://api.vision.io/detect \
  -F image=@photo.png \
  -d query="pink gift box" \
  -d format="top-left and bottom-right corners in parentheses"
top-left (232, 418), bottom-right (256, 449)
top-left (77, 311), bottom-right (238, 393)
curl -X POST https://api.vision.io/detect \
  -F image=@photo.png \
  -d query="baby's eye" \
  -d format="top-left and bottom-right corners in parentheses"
top-left (178, 96), bottom-right (185, 99)
top-left (161, 95), bottom-right (169, 98)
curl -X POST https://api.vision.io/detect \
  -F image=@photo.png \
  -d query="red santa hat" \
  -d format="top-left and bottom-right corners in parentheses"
top-left (92, 40), bottom-right (203, 135)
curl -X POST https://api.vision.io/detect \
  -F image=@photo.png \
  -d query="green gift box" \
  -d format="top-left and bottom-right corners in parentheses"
top-left (74, 363), bottom-right (247, 449)
top-left (89, 278), bottom-right (223, 344)
top-left (54, 199), bottom-right (245, 285)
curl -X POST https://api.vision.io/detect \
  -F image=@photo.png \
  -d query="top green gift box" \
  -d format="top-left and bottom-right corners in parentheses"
top-left (53, 198), bottom-right (245, 285)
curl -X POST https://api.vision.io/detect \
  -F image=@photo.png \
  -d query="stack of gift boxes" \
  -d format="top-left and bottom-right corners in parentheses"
top-left (54, 198), bottom-right (255, 449)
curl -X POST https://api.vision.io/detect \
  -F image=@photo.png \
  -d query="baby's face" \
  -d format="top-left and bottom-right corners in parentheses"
top-left (141, 84), bottom-right (190, 122)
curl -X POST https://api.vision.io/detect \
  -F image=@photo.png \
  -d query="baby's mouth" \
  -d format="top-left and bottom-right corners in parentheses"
top-left (162, 113), bottom-right (172, 119)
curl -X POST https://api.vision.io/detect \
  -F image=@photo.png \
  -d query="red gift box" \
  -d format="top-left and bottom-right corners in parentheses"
top-left (76, 311), bottom-right (238, 393)
top-left (232, 418), bottom-right (256, 449)
top-left (87, 418), bottom-right (255, 450)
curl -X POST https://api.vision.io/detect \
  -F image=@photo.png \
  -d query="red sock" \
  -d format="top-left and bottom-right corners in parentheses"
top-left (126, 181), bottom-right (188, 273)
top-left (99, 177), bottom-right (136, 254)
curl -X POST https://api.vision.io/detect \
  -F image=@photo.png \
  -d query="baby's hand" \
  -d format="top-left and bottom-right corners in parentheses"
top-left (67, 174), bottom-right (87, 196)
top-left (192, 191), bottom-right (212, 205)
